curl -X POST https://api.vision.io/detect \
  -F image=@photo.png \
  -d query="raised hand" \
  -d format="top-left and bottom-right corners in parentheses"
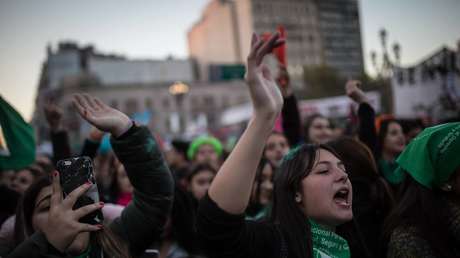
top-left (72, 94), bottom-right (132, 137)
top-left (276, 65), bottom-right (293, 98)
top-left (246, 32), bottom-right (285, 119)
top-left (42, 171), bottom-right (103, 252)
top-left (345, 80), bottom-right (368, 104)
top-left (44, 100), bottom-right (63, 132)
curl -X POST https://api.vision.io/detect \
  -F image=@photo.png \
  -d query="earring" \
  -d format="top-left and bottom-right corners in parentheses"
top-left (295, 193), bottom-right (302, 203)
top-left (441, 184), bottom-right (453, 192)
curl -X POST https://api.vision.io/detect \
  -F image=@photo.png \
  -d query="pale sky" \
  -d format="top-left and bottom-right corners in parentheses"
top-left (1, 0), bottom-right (459, 121)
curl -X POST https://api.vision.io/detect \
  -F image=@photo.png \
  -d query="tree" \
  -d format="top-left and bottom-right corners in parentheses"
top-left (302, 65), bottom-right (346, 99)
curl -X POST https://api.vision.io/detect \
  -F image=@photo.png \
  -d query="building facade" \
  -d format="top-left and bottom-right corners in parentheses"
top-left (391, 45), bottom-right (460, 121)
top-left (188, 0), bottom-right (364, 83)
top-left (32, 42), bottom-right (250, 148)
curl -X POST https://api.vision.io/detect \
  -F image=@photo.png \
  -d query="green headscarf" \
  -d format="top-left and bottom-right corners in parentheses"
top-left (395, 122), bottom-right (460, 188)
top-left (187, 136), bottom-right (223, 160)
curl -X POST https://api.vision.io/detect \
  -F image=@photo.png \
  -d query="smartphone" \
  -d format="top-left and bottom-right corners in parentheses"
top-left (56, 156), bottom-right (103, 225)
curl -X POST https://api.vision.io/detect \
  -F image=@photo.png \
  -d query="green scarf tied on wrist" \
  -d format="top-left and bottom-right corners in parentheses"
top-left (310, 220), bottom-right (350, 258)
top-left (394, 122), bottom-right (460, 188)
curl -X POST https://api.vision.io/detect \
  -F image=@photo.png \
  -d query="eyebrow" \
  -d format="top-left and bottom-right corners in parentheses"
top-left (35, 195), bottom-right (51, 208)
top-left (313, 161), bottom-right (344, 168)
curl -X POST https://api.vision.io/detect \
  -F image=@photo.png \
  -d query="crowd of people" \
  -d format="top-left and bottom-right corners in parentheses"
top-left (0, 31), bottom-right (459, 258)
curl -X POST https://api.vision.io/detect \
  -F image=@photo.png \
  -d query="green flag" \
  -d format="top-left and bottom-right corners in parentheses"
top-left (0, 96), bottom-right (35, 170)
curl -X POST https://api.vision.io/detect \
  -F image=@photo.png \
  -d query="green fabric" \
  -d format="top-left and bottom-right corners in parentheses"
top-left (378, 159), bottom-right (405, 185)
top-left (245, 205), bottom-right (270, 221)
top-left (187, 136), bottom-right (223, 160)
top-left (282, 144), bottom-right (303, 163)
top-left (0, 96), bottom-right (35, 171)
top-left (395, 122), bottom-right (460, 188)
top-left (310, 220), bottom-right (350, 258)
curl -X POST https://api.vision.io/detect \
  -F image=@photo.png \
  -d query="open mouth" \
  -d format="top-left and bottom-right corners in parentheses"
top-left (333, 188), bottom-right (351, 208)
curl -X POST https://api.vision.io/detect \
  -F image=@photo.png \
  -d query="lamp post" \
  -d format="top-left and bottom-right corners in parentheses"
top-left (169, 81), bottom-right (189, 135)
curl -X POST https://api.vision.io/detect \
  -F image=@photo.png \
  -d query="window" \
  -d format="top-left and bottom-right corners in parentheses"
top-left (125, 99), bottom-right (138, 116)
top-left (222, 96), bottom-right (229, 108)
top-left (145, 98), bottom-right (153, 110)
top-left (110, 100), bottom-right (118, 109)
top-left (203, 95), bottom-right (214, 108)
top-left (162, 98), bottom-right (170, 109)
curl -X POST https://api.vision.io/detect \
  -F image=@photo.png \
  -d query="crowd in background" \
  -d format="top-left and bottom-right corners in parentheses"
top-left (0, 31), bottom-right (459, 258)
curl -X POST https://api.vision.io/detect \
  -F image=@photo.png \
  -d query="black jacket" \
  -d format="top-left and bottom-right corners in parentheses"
top-left (7, 126), bottom-right (174, 258)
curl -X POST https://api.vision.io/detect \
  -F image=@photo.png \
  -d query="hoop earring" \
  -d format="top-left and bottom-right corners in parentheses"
top-left (295, 193), bottom-right (302, 203)
top-left (441, 184), bottom-right (453, 192)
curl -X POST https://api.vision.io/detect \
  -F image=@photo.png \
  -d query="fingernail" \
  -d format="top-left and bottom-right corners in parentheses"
top-left (53, 171), bottom-right (58, 177)
top-left (97, 224), bottom-right (103, 229)
top-left (85, 181), bottom-right (92, 186)
top-left (99, 202), bottom-right (104, 207)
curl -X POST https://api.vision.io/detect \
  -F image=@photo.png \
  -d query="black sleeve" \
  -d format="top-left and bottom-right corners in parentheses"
top-left (197, 194), bottom-right (280, 258)
top-left (109, 125), bottom-right (174, 257)
top-left (357, 102), bottom-right (377, 155)
top-left (80, 139), bottom-right (100, 160)
top-left (5, 232), bottom-right (65, 258)
top-left (282, 94), bottom-right (303, 147)
top-left (50, 130), bottom-right (72, 165)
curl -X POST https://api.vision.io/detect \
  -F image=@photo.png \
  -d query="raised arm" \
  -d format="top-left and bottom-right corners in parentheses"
top-left (80, 127), bottom-right (104, 159)
top-left (345, 80), bottom-right (377, 153)
top-left (72, 94), bottom-right (174, 256)
top-left (44, 101), bottom-right (72, 164)
top-left (208, 33), bottom-right (284, 214)
top-left (279, 66), bottom-right (303, 147)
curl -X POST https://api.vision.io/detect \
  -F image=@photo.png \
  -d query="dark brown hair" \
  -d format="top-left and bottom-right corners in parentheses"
top-left (303, 114), bottom-right (330, 143)
top-left (14, 176), bottom-right (131, 258)
top-left (269, 144), bottom-right (340, 258)
top-left (329, 137), bottom-right (395, 258)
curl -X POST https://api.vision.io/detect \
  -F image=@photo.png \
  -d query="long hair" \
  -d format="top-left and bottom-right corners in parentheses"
top-left (303, 114), bottom-right (329, 143)
top-left (269, 144), bottom-right (340, 258)
top-left (329, 137), bottom-right (395, 215)
top-left (14, 176), bottom-right (131, 258)
top-left (329, 137), bottom-right (395, 258)
top-left (254, 158), bottom-right (276, 202)
top-left (375, 119), bottom-right (400, 160)
top-left (107, 156), bottom-right (124, 203)
top-left (247, 158), bottom-right (276, 217)
top-left (383, 175), bottom-right (459, 258)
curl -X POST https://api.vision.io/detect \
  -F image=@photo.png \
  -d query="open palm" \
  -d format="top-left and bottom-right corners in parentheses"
top-left (246, 32), bottom-right (285, 117)
top-left (73, 94), bottom-right (132, 137)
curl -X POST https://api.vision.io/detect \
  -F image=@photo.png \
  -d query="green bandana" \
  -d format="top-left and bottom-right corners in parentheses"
top-left (395, 122), bottom-right (460, 188)
top-left (378, 159), bottom-right (405, 185)
top-left (310, 220), bottom-right (350, 258)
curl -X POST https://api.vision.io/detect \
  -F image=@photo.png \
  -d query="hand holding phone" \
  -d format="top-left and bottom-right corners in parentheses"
top-left (42, 169), bottom-right (103, 252)
top-left (57, 156), bottom-right (103, 225)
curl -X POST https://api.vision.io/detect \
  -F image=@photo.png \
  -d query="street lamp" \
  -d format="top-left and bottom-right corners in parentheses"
top-left (169, 81), bottom-right (189, 135)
